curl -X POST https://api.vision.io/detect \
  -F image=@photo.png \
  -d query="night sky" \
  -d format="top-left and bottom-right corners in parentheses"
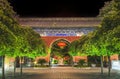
top-left (9, 0), bottom-right (111, 17)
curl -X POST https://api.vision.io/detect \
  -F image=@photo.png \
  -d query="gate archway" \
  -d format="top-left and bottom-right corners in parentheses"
top-left (50, 39), bottom-right (72, 66)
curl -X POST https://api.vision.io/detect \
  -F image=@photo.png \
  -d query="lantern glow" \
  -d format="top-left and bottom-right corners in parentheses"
top-left (57, 42), bottom-right (66, 48)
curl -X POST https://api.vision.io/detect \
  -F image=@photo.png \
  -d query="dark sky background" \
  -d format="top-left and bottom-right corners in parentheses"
top-left (9, 0), bottom-right (111, 17)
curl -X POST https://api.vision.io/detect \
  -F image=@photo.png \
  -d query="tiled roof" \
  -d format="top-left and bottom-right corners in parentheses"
top-left (18, 17), bottom-right (101, 28)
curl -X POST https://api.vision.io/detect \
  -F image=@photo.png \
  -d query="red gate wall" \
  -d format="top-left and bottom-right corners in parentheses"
top-left (40, 36), bottom-right (87, 62)
top-left (41, 36), bottom-right (80, 47)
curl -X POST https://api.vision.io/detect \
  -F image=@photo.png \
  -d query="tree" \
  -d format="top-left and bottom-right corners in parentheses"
top-left (12, 26), bottom-right (47, 76)
top-left (0, 22), bottom-right (16, 79)
top-left (98, 0), bottom-right (120, 76)
top-left (79, 28), bottom-right (115, 75)
top-left (26, 27), bottom-right (47, 58)
top-left (0, 0), bottom-right (17, 78)
top-left (0, 0), bottom-right (47, 78)
top-left (69, 40), bottom-right (79, 66)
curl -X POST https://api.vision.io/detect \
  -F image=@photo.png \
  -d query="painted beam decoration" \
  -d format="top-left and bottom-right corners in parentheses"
top-left (33, 27), bottom-right (95, 36)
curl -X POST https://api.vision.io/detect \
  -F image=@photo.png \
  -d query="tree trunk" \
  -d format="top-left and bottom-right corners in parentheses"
top-left (118, 54), bottom-right (120, 60)
top-left (71, 60), bottom-right (74, 67)
top-left (108, 56), bottom-right (111, 77)
top-left (2, 55), bottom-right (5, 79)
top-left (100, 56), bottom-right (103, 75)
top-left (13, 59), bottom-right (16, 77)
top-left (71, 56), bottom-right (74, 67)
top-left (20, 57), bottom-right (23, 76)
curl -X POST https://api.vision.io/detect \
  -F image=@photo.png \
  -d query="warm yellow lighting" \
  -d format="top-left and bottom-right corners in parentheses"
top-left (34, 61), bottom-right (37, 64)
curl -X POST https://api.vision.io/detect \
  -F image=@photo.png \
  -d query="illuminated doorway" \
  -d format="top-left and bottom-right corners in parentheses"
top-left (50, 39), bottom-right (72, 67)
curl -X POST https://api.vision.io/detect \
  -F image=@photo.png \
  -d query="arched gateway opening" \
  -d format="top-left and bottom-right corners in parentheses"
top-left (50, 39), bottom-right (72, 67)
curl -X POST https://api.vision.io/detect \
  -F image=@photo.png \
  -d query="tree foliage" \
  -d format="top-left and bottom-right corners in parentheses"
top-left (0, 0), bottom-right (17, 56)
top-left (0, 0), bottom-right (47, 58)
top-left (69, 40), bottom-right (79, 56)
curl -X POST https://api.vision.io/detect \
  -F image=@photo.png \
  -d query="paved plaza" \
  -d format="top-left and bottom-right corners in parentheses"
top-left (1, 67), bottom-right (120, 79)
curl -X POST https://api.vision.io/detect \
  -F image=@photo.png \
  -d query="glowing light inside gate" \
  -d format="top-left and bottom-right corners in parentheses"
top-left (57, 42), bottom-right (66, 48)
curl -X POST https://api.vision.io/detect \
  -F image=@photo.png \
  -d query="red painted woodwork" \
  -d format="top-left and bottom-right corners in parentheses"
top-left (41, 36), bottom-right (80, 47)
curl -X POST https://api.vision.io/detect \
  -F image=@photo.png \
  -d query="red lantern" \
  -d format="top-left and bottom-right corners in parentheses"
top-left (57, 42), bottom-right (66, 48)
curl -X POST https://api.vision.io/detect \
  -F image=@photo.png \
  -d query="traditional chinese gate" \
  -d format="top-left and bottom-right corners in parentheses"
top-left (19, 17), bottom-right (101, 66)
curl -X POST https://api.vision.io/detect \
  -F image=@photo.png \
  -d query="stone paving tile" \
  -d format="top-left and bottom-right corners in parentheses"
top-left (2, 67), bottom-right (120, 79)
